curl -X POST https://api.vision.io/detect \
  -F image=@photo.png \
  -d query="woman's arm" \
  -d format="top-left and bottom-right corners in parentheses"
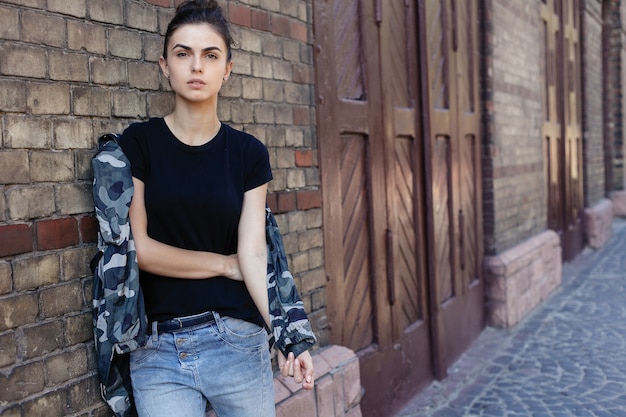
top-left (129, 177), bottom-right (242, 280)
top-left (237, 183), bottom-right (270, 327)
top-left (240, 184), bottom-right (315, 389)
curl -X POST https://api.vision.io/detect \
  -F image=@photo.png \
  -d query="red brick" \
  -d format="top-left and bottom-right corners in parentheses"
top-left (297, 190), bottom-right (321, 210)
top-left (36, 217), bottom-right (79, 251)
top-left (267, 193), bottom-right (278, 213)
top-left (0, 224), bottom-right (33, 257)
top-left (251, 10), bottom-right (270, 31)
top-left (79, 215), bottom-right (98, 243)
top-left (228, 4), bottom-right (251, 28)
top-left (295, 149), bottom-right (313, 167)
top-left (290, 20), bottom-right (308, 42)
top-left (271, 15), bottom-right (291, 37)
top-left (277, 192), bottom-right (297, 213)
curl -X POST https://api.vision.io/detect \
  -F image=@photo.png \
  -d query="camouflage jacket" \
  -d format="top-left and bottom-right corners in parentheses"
top-left (91, 135), bottom-right (315, 416)
top-left (91, 133), bottom-right (146, 417)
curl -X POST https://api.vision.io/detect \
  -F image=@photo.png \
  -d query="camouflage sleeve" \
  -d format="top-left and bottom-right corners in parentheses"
top-left (266, 206), bottom-right (317, 357)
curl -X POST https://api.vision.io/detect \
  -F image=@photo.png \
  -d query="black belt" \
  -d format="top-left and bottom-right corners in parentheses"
top-left (153, 311), bottom-right (216, 334)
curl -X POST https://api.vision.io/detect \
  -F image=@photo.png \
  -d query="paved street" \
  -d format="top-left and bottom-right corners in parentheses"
top-left (397, 219), bottom-right (626, 417)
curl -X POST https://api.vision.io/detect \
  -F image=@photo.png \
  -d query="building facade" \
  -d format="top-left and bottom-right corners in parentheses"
top-left (0, 0), bottom-right (623, 417)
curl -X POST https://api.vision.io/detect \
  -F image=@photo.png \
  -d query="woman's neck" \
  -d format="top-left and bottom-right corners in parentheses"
top-left (164, 104), bottom-right (221, 146)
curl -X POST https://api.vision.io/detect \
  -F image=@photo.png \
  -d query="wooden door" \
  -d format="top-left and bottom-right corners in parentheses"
top-left (378, 0), bottom-right (434, 413)
top-left (314, 1), bottom-right (433, 415)
top-left (542, 0), bottom-right (584, 261)
top-left (420, 0), bottom-right (484, 372)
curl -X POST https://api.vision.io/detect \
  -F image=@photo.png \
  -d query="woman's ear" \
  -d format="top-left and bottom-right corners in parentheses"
top-left (159, 56), bottom-right (170, 79)
top-left (223, 61), bottom-right (233, 81)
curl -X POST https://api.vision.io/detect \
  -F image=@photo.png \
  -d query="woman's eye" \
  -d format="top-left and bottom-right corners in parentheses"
top-left (206, 53), bottom-right (218, 60)
top-left (176, 51), bottom-right (188, 57)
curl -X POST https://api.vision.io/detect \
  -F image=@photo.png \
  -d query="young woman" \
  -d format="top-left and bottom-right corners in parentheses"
top-left (119, 1), bottom-right (313, 416)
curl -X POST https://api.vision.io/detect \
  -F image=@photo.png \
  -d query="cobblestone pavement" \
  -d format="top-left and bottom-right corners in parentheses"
top-left (397, 219), bottom-right (626, 417)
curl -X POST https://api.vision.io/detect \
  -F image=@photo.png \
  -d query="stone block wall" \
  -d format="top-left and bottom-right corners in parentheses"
top-left (0, 1), bottom-right (346, 416)
top-left (484, 230), bottom-right (562, 328)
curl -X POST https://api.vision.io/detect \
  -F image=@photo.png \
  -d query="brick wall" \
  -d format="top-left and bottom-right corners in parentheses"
top-left (583, 0), bottom-right (605, 206)
top-left (603, 0), bottom-right (623, 191)
top-left (483, 1), bottom-right (546, 255)
top-left (0, 0), bottom-right (325, 415)
top-left (621, 0), bottom-right (626, 190)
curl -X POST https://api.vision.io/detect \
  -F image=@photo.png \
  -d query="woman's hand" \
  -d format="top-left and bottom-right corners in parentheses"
top-left (278, 351), bottom-right (315, 390)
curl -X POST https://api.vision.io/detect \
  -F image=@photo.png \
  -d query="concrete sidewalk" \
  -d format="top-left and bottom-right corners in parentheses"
top-left (397, 219), bottom-right (626, 417)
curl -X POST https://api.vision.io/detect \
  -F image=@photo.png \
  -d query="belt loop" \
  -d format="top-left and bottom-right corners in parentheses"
top-left (151, 321), bottom-right (159, 342)
top-left (213, 311), bottom-right (225, 333)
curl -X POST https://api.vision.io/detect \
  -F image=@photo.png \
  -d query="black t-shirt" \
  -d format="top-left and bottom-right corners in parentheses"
top-left (119, 118), bottom-right (272, 327)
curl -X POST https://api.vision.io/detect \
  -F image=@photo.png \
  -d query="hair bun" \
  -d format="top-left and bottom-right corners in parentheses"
top-left (176, 0), bottom-right (220, 13)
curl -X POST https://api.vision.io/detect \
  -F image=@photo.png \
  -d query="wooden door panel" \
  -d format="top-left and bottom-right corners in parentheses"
top-left (393, 137), bottom-right (422, 328)
top-left (426, 1), bottom-right (450, 110)
top-left (387, 1), bottom-right (411, 107)
top-left (333, 0), bottom-right (365, 100)
top-left (460, 134), bottom-right (479, 286)
top-left (432, 135), bottom-right (454, 303)
top-left (456, 1), bottom-right (476, 113)
top-left (340, 134), bottom-right (375, 351)
top-left (385, 0), bottom-right (429, 336)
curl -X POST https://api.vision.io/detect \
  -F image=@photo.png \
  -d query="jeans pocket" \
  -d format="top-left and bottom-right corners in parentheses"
top-left (218, 317), bottom-right (267, 352)
top-left (130, 333), bottom-right (161, 365)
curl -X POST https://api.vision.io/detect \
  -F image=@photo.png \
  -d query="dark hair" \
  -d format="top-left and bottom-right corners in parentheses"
top-left (163, 0), bottom-right (233, 61)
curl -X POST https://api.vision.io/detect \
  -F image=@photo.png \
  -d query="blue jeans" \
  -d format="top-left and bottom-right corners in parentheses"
top-left (130, 312), bottom-right (275, 417)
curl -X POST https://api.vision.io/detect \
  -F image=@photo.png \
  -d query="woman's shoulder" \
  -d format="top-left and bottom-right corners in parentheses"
top-left (123, 118), bottom-right (164, 137)
top-left (120, 118), bottom-right (165, 147)
top-left (222, 124), bottom-right (266, 149)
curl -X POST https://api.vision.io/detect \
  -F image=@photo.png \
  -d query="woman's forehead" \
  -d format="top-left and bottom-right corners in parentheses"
top-left (168, 23), bottom-right (226, 49)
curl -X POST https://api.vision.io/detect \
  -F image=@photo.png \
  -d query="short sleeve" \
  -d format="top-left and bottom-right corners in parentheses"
top-left (244, 137), bottom-right (273, 192)
top-left (119, 123), bottom-right (149, 182)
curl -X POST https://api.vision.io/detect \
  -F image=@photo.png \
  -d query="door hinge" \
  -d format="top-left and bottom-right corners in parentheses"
top-left (459, 209), bottom-right (465, 270)
top-left (375, 0), bottom-right (382, 25)
top-left (451, 0), bottom-right (458, 51)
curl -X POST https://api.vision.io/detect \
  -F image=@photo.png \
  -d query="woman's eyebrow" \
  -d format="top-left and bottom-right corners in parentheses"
top-left (172, 44), bottom-right (223, 53)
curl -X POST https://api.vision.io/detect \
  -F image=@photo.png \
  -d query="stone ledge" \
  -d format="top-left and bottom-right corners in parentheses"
top-left (484, 230), bottom-right (562, 328)
top-left (611, 191), bottom-right (626, 217)
top-left (584, 198), bottom-right (613, 249)
top-left (275, 345), bottom-right (362, 417)
top-left (207, 345), bottom-right (362, 417)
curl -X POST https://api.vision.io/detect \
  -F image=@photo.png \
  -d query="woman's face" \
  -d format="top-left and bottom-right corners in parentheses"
top-left (159, 23), bottom-right (232, 105)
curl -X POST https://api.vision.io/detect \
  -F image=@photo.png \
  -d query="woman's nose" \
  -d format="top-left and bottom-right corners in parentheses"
top-left (192, 56), bottom-right (202, 72)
